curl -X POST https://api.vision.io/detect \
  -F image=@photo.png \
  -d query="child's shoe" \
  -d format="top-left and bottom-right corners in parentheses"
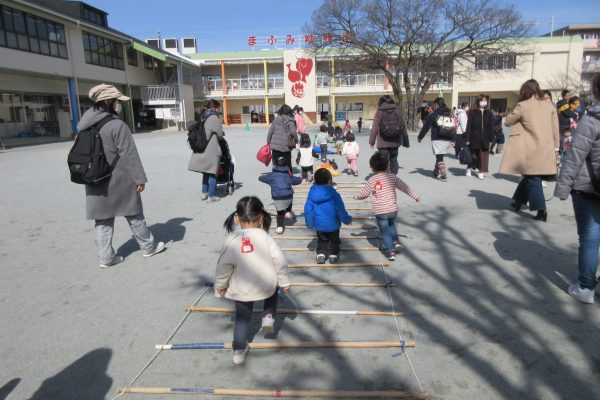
top-left (354, 171), bottom-right (359, 177)
top-left (568, 283), bottom-right (595, 304)
top-left (284, 211), bottom-right (294, 220)
top-left (275, 227), bottom-right (284, 235)
top-left (316, 254), bottom-right (327, 264)
top-left (386, 251), bottom-right (396, 261)
top-left (393, 241), bottom-right (405, 254)
top-left (232, 345), bottom-right (249, 365)
top-left (261, 314), bottom-right (275, 333)
top-left (201, 194), bottom-right (209, 201)
top-left (328, 255), bottom-right (339, 264)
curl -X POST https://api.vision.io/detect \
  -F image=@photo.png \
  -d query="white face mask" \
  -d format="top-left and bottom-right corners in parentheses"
top-left (479, 101), bottom-right (487, 108)
top-left (113, 102), bottom-right (122, 114)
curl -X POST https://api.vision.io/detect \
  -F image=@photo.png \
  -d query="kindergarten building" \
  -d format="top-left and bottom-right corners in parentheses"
top-left (190, 36), bottom-right (583, 126)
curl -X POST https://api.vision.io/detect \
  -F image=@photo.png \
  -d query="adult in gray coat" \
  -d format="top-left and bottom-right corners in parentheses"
top-left (554, 74), bottom-right (600, 304)
top-left (188, 99), bottom-right (225, 202)
top-left (369, 95), bottom-right (405, 175)
top-left (266, 104), bottom-right (297, 169)
top-left (80, 84), bottom-right (165, 268)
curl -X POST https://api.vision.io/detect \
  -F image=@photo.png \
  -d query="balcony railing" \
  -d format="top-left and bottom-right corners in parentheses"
top-left (582, 62), bottom-right (600, 73)
top-left (316, 72), bottom-right (453, 91)
top-left (203, 77), bottom-right (284, 96)
top-left (141, 85), bottom-right (180, 105)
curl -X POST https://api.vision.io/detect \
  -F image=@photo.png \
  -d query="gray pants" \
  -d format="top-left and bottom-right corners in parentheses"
top-left (95, 214), bottom-right (155, 264)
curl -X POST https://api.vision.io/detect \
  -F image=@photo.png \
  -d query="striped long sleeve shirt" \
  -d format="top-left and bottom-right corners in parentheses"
top-left (355, 173), bottom-right (418, 215)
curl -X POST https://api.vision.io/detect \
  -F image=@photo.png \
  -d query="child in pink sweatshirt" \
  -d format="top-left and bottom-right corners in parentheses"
top-left (341, 132), bottom-right (360, 176)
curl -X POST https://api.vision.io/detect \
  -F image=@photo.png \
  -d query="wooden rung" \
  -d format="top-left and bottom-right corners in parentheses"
top-left (156, 340), bottom-right (415, 350)
top-left (274, 236), bottom-right (379, 240)
top-left (289, 262), bottom-right (388, 268)
top-left (186, 306), bottom-right (403, 317)
top-left (269, 208), bottom-right (371, 212)
top-left (271, 225), bottom-right (376, 230)
top-left (117, 387), bottom-right (429, 399)
top-left (282, 247), bottom-right (379, 252)
top-left (291, 282), bottom-right (396, 287)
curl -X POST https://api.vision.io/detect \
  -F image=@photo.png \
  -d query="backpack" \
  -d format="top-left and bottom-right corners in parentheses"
top-left (67, 115), bottom-right (117, 185)
top-left (187, 118), bottom-right (215, 153)
top-left (435, 112), bottom-right (456, 139)
top-left (379, 109), bottom-right (405, 142)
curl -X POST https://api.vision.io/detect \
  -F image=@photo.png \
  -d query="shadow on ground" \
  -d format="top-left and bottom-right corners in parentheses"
top-left (117, 217), bottom-right (193, 258)
top-left (0, 379), bottom-right (20, 400)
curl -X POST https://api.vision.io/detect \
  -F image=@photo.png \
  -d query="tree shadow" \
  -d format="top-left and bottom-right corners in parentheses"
top-left (29, 348), bottom-right (112, 400)
top-left (117, 217), bottom-right (193, 258)
top-left (0, 379), bottom-right (20, 400)
top-left (408, 168), bottom-right (436, 179)
top-left (468, 189), bottom-right (513, 210)
top-left (493, 173), bottom-right (521, 183)
top-left (448, 167), bottom-right (466, 176)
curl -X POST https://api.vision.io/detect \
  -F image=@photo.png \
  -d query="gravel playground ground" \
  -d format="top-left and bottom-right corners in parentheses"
top-left (0, 125), bottom-right (599, 400)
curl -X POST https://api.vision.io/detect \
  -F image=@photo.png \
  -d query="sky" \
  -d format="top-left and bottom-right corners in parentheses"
top-left (86, 0), bottom-right (600, 53)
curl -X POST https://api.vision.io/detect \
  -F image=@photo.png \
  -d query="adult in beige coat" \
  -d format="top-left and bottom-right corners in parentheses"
top-left (500, 79), bottom-right (559, 221)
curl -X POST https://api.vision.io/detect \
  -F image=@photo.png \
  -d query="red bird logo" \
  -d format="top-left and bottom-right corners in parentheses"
top-left (287, 57), bottom-right (313, 98)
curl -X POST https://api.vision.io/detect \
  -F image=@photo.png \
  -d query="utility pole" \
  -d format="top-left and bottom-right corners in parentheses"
top-left (550, 16), bottom-right (555, 36)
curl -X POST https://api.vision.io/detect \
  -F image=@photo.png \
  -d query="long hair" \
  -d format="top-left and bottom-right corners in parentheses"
top-left (518, 79), bottom-right (542, 102)
top-left (223, 196), bottom-right (271, 233)
top-left (277, 104), bottom-right (294, 117)
top-left (471, 94), bottom-right (490, 112)
top-left (434, 97), bottom-right (448, 111)
top-left (93, 100), bottom-right (118, 115)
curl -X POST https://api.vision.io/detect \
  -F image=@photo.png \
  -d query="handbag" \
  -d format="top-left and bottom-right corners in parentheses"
top-left (257, 143), bottom-right (272, 166)
top-left (458, 146), bottom-right (472, 165)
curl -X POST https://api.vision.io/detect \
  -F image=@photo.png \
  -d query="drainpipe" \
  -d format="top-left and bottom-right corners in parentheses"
top-left (177, 61), bottom-right (186, 131)
top-left (221, 60), bottom-right (228, 126)
top-left (331, 57), bottom-right (335, 122)
top-left (264, 60), bottom-right (269, 124)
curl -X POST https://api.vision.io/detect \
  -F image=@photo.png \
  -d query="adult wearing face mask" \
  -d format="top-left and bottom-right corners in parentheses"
top-left (454, 102), bottom-right (469, 157)
top-left (79, 84), bottom-right (165, 268)
top-left (465, 94), bottom-right (495, 179)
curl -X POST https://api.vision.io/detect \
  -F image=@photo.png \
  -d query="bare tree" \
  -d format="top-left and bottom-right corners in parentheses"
top-left (305, 0), bottom-right (531, 128)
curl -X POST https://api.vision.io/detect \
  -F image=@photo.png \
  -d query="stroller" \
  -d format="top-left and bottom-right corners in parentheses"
top-left (217, 137), bottom-right (236, 196)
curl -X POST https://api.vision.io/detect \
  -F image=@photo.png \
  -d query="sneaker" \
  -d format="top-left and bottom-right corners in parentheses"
top-left (478, 173), bottom-right (485, 180)
top-left (568, 283), bottom-right (595, 304)
top-left (329, 255), bottom-right (339, 264)
top-left (542, 181), bottom-right (547, 188)
top-left (440, 175), bottom-right (447, 182)
top-left (99, 255), bottom-right (123, 269)
top-left (232, 345), bottom-right (250, 365)
top-left (386, 251), bottom-right (396, 261)
top-left (206, 197), bottom-right (220, 203)
top-left (261, 314), bottom-right (275, 333)
top-left (275, 227), bottom-right (284, 235)
top-left (466, 168), bottom-right (472, 177)
top-left (393, 241), bottom-right (405, 253)
top-left (201, 194), bottom-right (209, 201)
top-left (284, 212), bottom-right (294, 220)
top-left (354, 171), bottom-right (359, 177)
top-left (316, 254), bottom-right (327, 264)
top-left (143, 242), bottom-right (166, 258)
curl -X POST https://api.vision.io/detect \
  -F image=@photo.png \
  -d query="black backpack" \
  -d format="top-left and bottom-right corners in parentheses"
top-left (188, 118), bottom-right (215, 153)
top-left (379, 109), bottom-right (405, 142)
top-left (67, 115), bottom-right (117, 185)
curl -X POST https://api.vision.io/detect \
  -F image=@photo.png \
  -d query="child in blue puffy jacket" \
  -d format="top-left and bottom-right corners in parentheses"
top-left (304, 168), bottom-right (352, 264)
top-left (259, 157), bottom-right (302, 234)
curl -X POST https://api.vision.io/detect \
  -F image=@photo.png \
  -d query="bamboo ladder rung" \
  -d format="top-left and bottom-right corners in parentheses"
top-left (186, 306), bottom-right (403, 317)
top-left (282, 247), bottom-right (380, 252)
top-left (290, 282), bottom-right (396, 287)
top-left (274, 236), bottom-right (379, 240)
top-left (288, 262), bottom-right (388, 268)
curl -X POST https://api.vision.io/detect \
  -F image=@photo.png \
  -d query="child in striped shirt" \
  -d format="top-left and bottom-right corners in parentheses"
top-left (354, 152), bottom-right (420, 261)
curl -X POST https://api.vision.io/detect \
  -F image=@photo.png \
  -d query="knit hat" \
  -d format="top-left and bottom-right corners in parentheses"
top-left (89, 84), bottom-right (130, 102)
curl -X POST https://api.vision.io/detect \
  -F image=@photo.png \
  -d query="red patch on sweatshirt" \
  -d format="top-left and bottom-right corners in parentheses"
top-left (374, 180), bottom-right (383, 191)
top-left (241, 237), bottom-right (254, 254)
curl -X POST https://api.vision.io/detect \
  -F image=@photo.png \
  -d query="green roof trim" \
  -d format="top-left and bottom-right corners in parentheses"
top-left (133, 42), bottom-right (166, 61)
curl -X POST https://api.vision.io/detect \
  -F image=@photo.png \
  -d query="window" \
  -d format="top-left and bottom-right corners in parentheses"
top-left (0, 5), bottom-right (67, 58)
top-left (82, 31), bottom-right (124, 69)
top-left (143, 54), bottom-right (154, 70)
top-left (164, 38), bottom-right (177, 49)
top-left (475, 54), bottom-right (516, 70)
top-left (80, 5), bottom-right (106, 27)
top-left (146, 39), bottom-right (159, 48)
top-left (183, 38), bottom-right (195, 48)
top-left (126, 45), bottom-right (138, 66)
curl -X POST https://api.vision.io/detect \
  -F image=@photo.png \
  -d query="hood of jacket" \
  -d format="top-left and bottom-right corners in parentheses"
top-left (309, 184), bottom-right (336, 204)
top-left (587, 102), bottom-right (600, 121)
top-left (272, 165), bottom-right (290, 174)
top-left (77, 108), bottom-right (114, 132)
top-left (378, 101), bottom-right (398, 112)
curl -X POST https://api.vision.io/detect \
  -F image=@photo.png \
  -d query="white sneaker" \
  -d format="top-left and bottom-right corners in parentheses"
top-left (284, 212), bottom-right (294, 220)
top-left (568, 283), bottom-right (595, 304)
top-left (232, 345), bottom-right (249, 365)
top-left (206, 197), bottom-right (220, 203)
top-left (261, 314), bottom-right (275, 333)
top-left (275, 227), bottom-right (284, 234)
top-left (542, 181), bottom-right (547, 188)
top-left (143, 242), bottom-right (166, 258)
top-left (99, 255), bottom-right (123, 269)
top-left (466, 168), bottom-right (472, 177)
top-left (200, 194), bottom-right (209, 201)
top-left (316, 254), bottom-right (327, 264)
top-left (477, 173), bottom-right (485, 180)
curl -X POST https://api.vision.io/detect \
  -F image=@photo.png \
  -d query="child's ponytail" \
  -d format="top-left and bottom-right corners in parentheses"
top-left (260, 210), bottom-right (272, 232)
top-left (223, 211), bottom-right (237, 233)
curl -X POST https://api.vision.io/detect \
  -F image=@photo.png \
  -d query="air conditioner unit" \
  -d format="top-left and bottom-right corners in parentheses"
top-left (146, 39), bottom-right (160, 49)
top-left (163, 38), bottom-right (180, 55)
top-left (181, 37), bottom-right (197, 55)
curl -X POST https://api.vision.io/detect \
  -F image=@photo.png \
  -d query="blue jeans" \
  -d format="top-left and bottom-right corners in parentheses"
top-left (512, 175), bottom-right (546, 211)
top-left (376, 212), bottom-right (399, 253)
top-left (202, 173), bottom-right (216, 197)
top-left (572, 192), bottom-right (600, 290)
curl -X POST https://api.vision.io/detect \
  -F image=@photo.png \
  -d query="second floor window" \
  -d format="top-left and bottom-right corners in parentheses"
top-left (475, 53), bottom-right (517, 70)
top-left (83, 31), bottom-right (124, 70)
top-left (0, 5), bottom-right (67, 59)
top-left (126, 45), bottom-right (138, 66)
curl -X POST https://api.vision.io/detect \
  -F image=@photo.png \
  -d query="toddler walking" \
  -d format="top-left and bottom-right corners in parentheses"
top-left (215, 196), bottom-right (290, 365)
top-left (341, 132), bottom-right (360, 176)
top-left (259, 157), bottom-right (302, 234)
top-left (316, 124), bottom-right (329, 162)
top-left (354, 152), bottom-right (420, 261)
top-left (296, 133), bottom-right (315, 182)
top-left (304, 168), bottom-right (352, 264)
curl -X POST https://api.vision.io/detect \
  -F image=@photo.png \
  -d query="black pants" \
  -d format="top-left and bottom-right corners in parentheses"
top-left (316, 230), bottom-right (341, 256)
top-left (378, 147), bottom-right (399, 174)
top-left (233, 289), bottom-right (279, 350)
top-left (271, 149), bottom-right (292, 169)
top-left (276, 204), bottom-right (293, 227)
top-left (301, 166), bottom-right (314, 180)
